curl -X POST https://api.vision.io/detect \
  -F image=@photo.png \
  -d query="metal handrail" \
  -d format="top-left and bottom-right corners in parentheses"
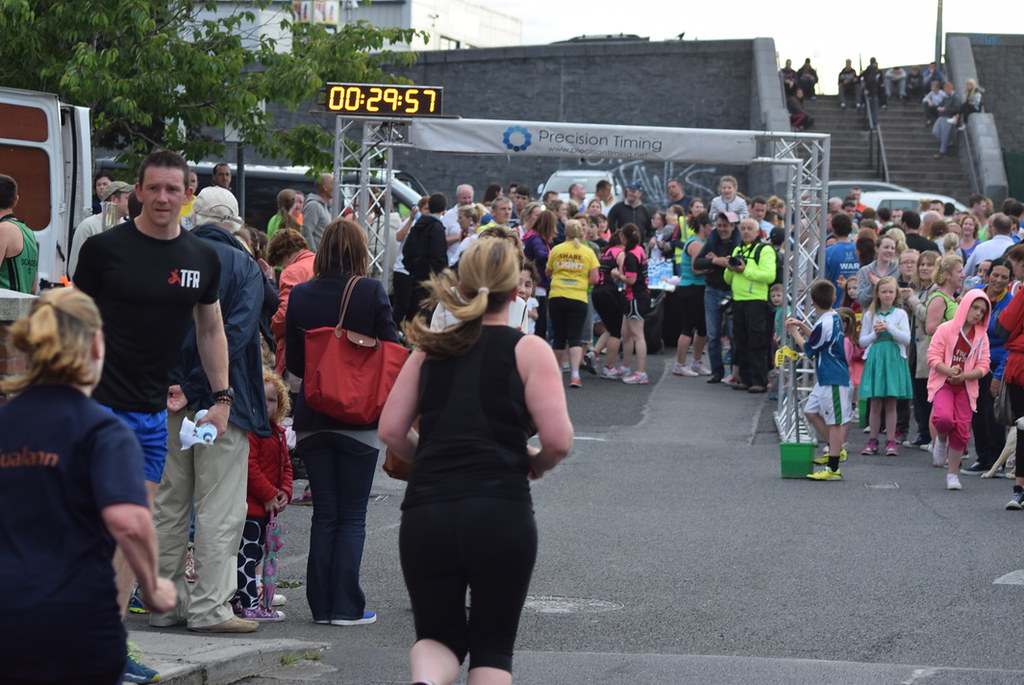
top-left (959, 125), bottom-right (981, 194)
top-left (875, 125), bottom-right (891, 182)
top-left (865, 102), bottom-right (891, 182)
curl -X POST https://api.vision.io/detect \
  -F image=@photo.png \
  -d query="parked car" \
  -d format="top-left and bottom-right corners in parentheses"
top-left (829, 180), bottom-right (913, 200)
top-left (538, 169), bottom-right (622, 206)
top-left (858, 190), bottom-right (967, 214)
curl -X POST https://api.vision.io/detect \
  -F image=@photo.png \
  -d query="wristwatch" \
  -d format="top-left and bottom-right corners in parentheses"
top-left (212, 387), bottom-right (235, 405)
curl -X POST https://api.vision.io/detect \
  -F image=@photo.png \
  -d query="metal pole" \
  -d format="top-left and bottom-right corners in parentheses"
top-left (935, 0), bottom-right (944, 71)
top-left (236, 142), bottom-right (245, 220)
top-left (333, 117), bottom-right (343, 220)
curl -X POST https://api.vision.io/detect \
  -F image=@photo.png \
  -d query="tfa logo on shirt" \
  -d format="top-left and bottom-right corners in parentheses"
top-left (168, 268), bottom-right (202, 289)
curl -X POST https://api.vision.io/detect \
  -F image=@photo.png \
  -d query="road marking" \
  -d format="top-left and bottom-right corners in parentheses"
top-left (865, 482), bottom-right (900, 489)
top-left (524, 595), bottom-right (623, 613)
top-left (574, 436), bottom-right (606, 442)
top-left (993, 570), bottom-right (1024, 585)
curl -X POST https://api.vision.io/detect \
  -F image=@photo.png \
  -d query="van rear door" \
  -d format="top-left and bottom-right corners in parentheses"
top-left (0, 87), bottom-right (91, 287)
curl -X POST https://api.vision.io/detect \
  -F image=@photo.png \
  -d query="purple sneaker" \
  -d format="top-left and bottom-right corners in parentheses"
top-left (861, 438), bottom-right (879, 455)
top-left (884, 439), bottom-right (899, 456)
top-left (233, 604), bottom-right (285, 622)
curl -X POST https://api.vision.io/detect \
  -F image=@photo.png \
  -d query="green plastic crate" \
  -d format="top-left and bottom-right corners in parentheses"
top-left (780, 442), bottom-right (815, 479)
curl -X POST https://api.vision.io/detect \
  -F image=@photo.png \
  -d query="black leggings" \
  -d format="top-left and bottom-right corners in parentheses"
top-left (399, 498), bottom-right (537, 673)
top-left (592, 287), bottom-right (622, 338)
top-left (548, 296), bottom-right (587, 348)
top-left (235, 516), bottom-right (267, 609)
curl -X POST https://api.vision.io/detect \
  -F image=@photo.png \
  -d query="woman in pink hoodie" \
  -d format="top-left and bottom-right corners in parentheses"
top-left (927, 289), bottom-right (991, 490)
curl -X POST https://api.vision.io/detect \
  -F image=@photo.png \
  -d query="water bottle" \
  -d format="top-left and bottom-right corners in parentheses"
top-left (193, 409), bottom-right (218, 444)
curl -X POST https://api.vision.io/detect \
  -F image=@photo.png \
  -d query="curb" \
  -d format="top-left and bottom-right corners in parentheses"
top-left (128, 631), bottom-right (328, 685)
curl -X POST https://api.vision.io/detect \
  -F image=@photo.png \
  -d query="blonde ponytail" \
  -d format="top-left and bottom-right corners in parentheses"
top-left (405, 237), bottom-right (521, 358)
top-left (2, 289), bottom-right (102, 395)
top-left (564, 218), bottom-right (585, 248)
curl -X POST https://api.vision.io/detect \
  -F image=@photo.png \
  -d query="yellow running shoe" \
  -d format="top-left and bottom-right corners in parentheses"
top-left (807, 467), bottom-right (842, 481)
top-left (812, 449), bottom-right (848, 465)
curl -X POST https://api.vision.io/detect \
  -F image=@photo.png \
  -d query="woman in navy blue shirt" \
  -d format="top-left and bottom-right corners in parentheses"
top-left (285, 218), bottom-right (399, 627)
top-left (0, 289), bottom-right (174, 684)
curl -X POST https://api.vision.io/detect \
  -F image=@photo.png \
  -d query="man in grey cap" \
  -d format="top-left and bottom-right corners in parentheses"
top-left (69, 180), bottom-right (133, 277)
top-left (607, 180), bottom-right (652, 239)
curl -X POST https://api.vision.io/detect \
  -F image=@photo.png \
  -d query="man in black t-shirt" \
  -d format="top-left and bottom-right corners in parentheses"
top-left (74, 149), bottom-right (238, 665)
top-left (900, 210), bottom-right (939, 254)
top-left (608, 182), bottom-right (653, 239)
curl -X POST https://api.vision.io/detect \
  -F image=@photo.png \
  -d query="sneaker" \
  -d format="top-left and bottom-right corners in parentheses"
top-left (235, 605), bottom-right (286, 622)
top-left (884, 439), bottom-right (899, 456)
top-left (861, 438), bottom-right (879, 455)
top-left (672, 362), bottom-right (698, 377)
top-left (622, 372), bottom-right (649, 385)
top-left (1006, 486), bottom-right (1024, 510)
top-left (731, 382), bottom-right (750, 391)
top-left (946, 474), bottom-right (962, 490)
top-left (330, 610), bottom-right (377, 626)
top-left (722, 374), bottom-right (738, 385)
top-left (692, 361), bottom-right (712, 376)
top-left (129, 587), bottom-right (149, 614)
top-left (569, 375), bottom-right (582, 389)
top-left (184, 543), bottom-right (196, 584)
top-left (188, 616), bottom-right (259, 633)
top-left (124, 642), bottom-right (160, 683)
top-left (291, 488), bottom-right (313, 505)
top-left (961, 461), bottom-right (987, 475)
top-left (257, 584), bottom-right (286, 607)
top-left (706, 375), bottom-right (723, 384)
top-left (933, 439), bottom-right (948, 467)
top-left (813, 449), bottom-right (848, 465)
top-left (807, 467), bottom-right (842, 481)
top-left (582, 353), bottom-right (598, 376)
top-left (561, 361), bottom-right (570, 373)
top-left (600, 365), bottom-right (623, 379)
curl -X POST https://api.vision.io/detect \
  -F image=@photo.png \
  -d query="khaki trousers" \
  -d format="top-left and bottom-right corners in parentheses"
top-left (152, 410), bottom-right (248, 628)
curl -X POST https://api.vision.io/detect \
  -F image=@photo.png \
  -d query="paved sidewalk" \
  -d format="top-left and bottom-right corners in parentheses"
top-left (128, 630), bottom-right (326, 685)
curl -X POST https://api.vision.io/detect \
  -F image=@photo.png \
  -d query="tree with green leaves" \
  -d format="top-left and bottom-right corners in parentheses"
top-left (0, 0), bottom-right (422, 171)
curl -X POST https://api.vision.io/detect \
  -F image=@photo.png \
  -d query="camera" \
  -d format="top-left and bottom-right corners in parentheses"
top-left (727, 255), bottom-right (744, 268)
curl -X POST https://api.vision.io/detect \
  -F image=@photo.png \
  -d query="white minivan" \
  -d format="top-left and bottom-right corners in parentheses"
top-left (538, 170), bottom-right (621, 206)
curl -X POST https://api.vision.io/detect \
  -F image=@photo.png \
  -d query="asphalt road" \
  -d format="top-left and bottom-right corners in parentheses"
top-left (130, 350), bottom-right (1024, 684)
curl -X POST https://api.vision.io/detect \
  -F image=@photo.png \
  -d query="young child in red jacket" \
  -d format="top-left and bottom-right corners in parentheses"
top-left (233, 368), bottom-right (293, 621)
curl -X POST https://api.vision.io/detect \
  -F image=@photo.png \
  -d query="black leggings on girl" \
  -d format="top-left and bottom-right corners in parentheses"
top-left (399, 497), bottom-right (537, 673)
top-left (235, 516), bottom-right (267, 609)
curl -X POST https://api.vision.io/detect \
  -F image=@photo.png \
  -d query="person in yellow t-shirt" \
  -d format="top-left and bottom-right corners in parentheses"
top-left (546, 219), bottom-right (599, 388)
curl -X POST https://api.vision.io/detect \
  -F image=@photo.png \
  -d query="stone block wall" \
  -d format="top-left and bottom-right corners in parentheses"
top-left (266, 37), bottom-right (790, 207)
top-left (963, 33), bottom-right (1024, 152)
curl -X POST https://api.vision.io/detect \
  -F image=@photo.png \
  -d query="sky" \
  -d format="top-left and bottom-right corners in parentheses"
top-left (472, 0), bottom-right (1012, 94)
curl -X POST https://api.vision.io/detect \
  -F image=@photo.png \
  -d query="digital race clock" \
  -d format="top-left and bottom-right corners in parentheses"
top-left (321, 83), bottom-right (444, 117)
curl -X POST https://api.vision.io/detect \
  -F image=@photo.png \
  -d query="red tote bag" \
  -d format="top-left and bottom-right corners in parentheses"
top-left (303, 276), bottom-right (409, 424)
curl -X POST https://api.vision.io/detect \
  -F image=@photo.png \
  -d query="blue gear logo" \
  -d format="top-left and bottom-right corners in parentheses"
top-left (502, 125), bottom-right (532, 152)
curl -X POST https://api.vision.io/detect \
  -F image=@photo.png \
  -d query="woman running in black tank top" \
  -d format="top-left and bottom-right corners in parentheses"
top-left (380, 237), bottom-right (573, 685)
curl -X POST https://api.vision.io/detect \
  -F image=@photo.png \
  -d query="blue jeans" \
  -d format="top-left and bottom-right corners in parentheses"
top-left (300, 432), bottom-right (378, 622)
top-left (704, 286), bottom-right (733, 378)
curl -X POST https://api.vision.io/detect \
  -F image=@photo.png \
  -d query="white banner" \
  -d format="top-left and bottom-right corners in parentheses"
top-left (408, 118), bottom-right (760, 165)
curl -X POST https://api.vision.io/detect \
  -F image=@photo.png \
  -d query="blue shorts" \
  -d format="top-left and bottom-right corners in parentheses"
top-left (101, 406), bottom-right (169, 483)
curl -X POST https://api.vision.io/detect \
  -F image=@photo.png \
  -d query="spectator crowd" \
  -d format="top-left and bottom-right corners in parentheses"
top-left (3, 141), bottom-right (1024, 685)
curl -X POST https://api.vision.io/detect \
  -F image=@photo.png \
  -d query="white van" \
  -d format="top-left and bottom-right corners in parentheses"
top-left (538, 169), bottom-right (621, 206)
top-left (0, 86), bottom-right (92, 288)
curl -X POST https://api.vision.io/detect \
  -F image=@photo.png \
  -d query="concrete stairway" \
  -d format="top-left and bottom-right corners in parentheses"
top-left (801, 94), bottom-right (973, 202)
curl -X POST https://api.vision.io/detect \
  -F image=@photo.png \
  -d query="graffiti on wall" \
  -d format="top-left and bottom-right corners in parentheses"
top-left (580, 159), bottom-right (744, 206)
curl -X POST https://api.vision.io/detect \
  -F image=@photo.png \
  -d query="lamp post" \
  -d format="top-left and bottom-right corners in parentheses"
top-left (935, 0), bottom-right (943, 72)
